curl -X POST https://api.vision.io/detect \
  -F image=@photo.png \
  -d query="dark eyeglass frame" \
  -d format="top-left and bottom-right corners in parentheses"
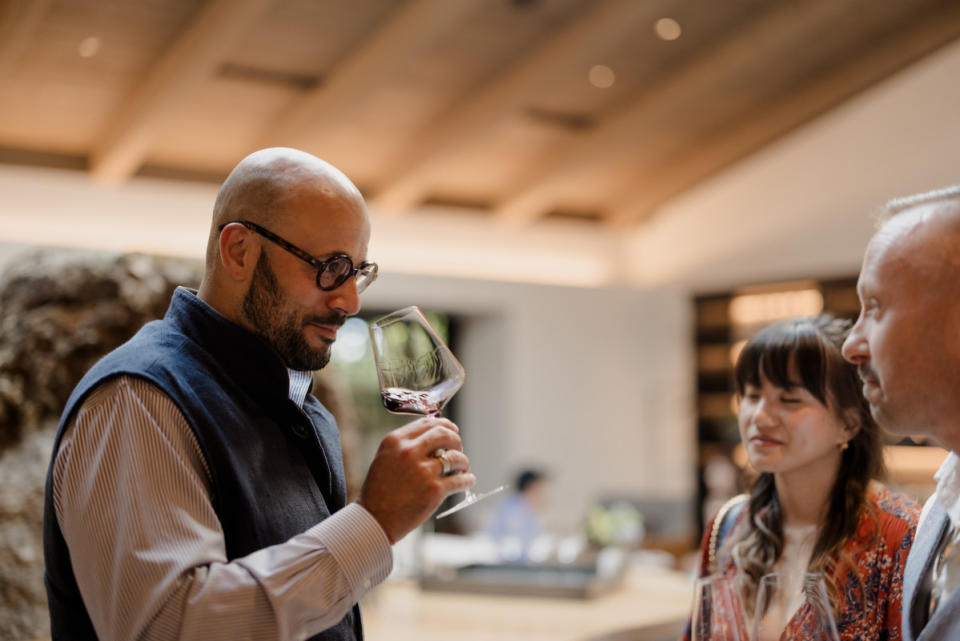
top-left (219, 219), bottom-right (378, 293)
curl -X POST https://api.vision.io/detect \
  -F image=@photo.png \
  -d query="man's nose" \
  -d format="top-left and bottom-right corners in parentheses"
top-left (842, 321), bottom-right (867, 364)
top-left (327, 277), bottom-right (361, 316)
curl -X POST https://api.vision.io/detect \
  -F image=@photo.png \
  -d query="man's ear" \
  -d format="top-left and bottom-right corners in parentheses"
top-left (219, 224), bottom-right (259, 282)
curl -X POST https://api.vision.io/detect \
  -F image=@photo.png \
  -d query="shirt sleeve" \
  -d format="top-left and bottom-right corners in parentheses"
top-left (52, 376), bottom-right (393, 641)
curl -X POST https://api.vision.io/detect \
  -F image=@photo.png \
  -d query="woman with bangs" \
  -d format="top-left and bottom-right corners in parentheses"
top-left (682, 314), bottom-right (919, 641)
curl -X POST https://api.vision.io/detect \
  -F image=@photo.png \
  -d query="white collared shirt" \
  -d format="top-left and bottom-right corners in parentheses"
top-left (288, 368), bottom-right (314, 409)
top-left (933, 452), bottom-right (960, 528)
top-left (924, 451), bottom-right (960, 619)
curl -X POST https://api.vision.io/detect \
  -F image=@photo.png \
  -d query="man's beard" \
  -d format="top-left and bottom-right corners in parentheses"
top-left (241, 252), bottom-right (340, 371)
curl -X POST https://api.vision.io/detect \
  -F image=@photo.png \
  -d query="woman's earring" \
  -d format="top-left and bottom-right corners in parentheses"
top-left (839, 441), bottom-right (849, 451)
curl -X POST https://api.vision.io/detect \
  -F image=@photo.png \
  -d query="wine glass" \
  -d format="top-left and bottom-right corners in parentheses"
top-left (752, 573), bottom-right (839, 641)
top-left (368, 306), bottom-right (506, 518)
top-left (690, 575), bottom-right (750, 641)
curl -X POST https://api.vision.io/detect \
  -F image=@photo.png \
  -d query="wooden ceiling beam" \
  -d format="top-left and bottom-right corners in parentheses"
top-left (372, 0), bottom-right (652, 214)
top-left (0, 0), bottom-right (52, 81)
top-left (262, 0), bottom-right (482, 148)
top-left (492, 1), bottom-right (846, 226)
top-left (608, 4), bottom-right (960, 227)
top-left (89, 0), bottom-right (276, 184)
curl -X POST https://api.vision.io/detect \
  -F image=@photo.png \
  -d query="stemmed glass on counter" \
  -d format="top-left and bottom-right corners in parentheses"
top-left (368, 306), bottom-right (506, 518)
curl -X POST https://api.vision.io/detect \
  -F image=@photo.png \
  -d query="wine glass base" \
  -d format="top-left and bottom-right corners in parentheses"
top-left (435, 484), bottom-right (508, 519)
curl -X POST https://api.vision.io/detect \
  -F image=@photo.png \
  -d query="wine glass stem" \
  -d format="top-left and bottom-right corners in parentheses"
top-left (428, 410), bottom-right (472, 494)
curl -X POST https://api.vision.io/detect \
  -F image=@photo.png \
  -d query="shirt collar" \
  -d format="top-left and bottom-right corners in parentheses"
top-left (166, 287), bottom-right (290, 405)
top-left (287, 369), bottom-right (313, 408)
top-left (934, 451), bottom-right (960, 528)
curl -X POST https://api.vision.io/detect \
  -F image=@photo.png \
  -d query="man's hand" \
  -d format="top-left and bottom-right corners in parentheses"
top-left (357, 417), bottom-right (475, 543)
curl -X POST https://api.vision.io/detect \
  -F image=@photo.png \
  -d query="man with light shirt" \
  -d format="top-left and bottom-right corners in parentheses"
top-left (43, 148), bottom-right (476, 641)
top-left (842, 185), bottom-right (960, 641)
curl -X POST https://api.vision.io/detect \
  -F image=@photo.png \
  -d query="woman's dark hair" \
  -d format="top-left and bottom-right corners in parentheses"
top-left (728, 314), bottom-right (884, 613)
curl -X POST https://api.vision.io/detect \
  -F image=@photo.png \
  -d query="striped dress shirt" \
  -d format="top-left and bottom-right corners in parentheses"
top-left (52, 375), bottom-right (392, 641)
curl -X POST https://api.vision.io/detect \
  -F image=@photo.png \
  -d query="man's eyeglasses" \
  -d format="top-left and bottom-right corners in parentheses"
top-left (219, 220), bottom-right (378, 293)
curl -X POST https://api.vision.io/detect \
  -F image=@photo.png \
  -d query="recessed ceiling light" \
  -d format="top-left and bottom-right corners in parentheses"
top-left (654, 18), bottom-right (682, 41)
top-left (588, 64), bottom-right (615, 89)
top-left (78, 36), bottom-right (101, 58)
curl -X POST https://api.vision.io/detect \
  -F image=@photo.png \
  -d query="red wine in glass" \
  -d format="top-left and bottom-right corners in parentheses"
top-left (369, 306), bottom-right (506, 518)
top-left (381, 379), bottom-right (462, 416)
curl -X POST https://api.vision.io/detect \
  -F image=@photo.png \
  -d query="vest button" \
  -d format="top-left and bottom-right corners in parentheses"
top-left (291, 423), bottom-right (308, 438)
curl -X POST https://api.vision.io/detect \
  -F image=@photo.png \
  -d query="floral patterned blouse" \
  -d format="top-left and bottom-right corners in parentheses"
top-left (682, 484), bottom-right (920, 641)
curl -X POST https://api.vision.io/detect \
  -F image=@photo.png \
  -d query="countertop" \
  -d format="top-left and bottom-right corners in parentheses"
top-left (360, 565), bottom-right (693, 641)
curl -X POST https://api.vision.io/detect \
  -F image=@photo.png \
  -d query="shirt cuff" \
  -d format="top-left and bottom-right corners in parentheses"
top-left (308, 503), bottom-right (393, 597)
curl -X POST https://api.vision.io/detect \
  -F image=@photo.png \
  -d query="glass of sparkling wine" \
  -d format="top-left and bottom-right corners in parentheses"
top-left (369, 305), bottom-right (505, 518)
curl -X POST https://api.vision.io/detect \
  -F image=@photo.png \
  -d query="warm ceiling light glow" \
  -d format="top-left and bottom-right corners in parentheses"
top-left (372, 242), bottom-right (612, 287)
top-left (728, 288), bottom-right (824, 325)
top-left (588, 64), bottom-right (615, 89)
top-left (78, 36), bottom-right (102, 58)
top-left (654, 18), bottom-right (682, 41)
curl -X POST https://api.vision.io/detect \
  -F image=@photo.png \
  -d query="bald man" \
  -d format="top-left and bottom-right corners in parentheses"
top-left (842, 186), bottom-right (960, 641)
top-left (43, 148), bottom-right (475, 641)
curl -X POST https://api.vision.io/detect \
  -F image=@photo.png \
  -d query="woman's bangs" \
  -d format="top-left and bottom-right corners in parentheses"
top-left (735, 320), bottom-right (828, 404)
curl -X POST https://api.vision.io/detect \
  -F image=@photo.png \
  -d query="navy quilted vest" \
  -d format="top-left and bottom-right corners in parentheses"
top-left (43, 287), bottom-right (361, 640)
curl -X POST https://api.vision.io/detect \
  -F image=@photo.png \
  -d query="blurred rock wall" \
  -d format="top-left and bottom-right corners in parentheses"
top-left (0, 249), bottom-right (200, 641)
top-left (0, 250), bottom-right (200, 450)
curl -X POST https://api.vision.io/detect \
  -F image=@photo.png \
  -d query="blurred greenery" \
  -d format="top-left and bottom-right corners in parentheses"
top-left (585, 501), bottom-right (645, 548)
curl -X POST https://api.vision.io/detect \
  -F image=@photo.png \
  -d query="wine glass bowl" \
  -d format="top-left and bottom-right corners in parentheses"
top-left (690, 575), bottom-right (749, 641)
top-left (752, 572), bottom-right (839, 641)
top-left (369, 306), bottom-right (505, 518)
top-left (370, 307), bottom-right (465, 416)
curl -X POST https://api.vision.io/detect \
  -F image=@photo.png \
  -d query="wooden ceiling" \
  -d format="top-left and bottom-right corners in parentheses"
top-left (2, 0), bottom-right (959, 228)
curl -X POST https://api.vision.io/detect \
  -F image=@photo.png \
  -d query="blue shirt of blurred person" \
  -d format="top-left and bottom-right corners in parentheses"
top-left (487, 470), bottom-right (547, 562)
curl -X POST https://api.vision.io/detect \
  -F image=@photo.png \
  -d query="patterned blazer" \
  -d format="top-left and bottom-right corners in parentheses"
top-left (902, 498), bottom-right (960, 641)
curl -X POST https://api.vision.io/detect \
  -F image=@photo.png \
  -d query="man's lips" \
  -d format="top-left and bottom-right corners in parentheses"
top-left (307, 322), bottom-right (341, 341)
top-left (858, 365), bottom-right (880, 385)
top-left (861, 379), bottom-right (882, 404)
top-left (857, 363), bottom-right (881, 404)
top-left (304, 313), bottom-right (346, 342)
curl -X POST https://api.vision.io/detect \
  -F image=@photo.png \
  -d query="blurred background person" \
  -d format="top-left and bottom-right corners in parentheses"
top-left (487, 468), bottom-right (550, 562)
